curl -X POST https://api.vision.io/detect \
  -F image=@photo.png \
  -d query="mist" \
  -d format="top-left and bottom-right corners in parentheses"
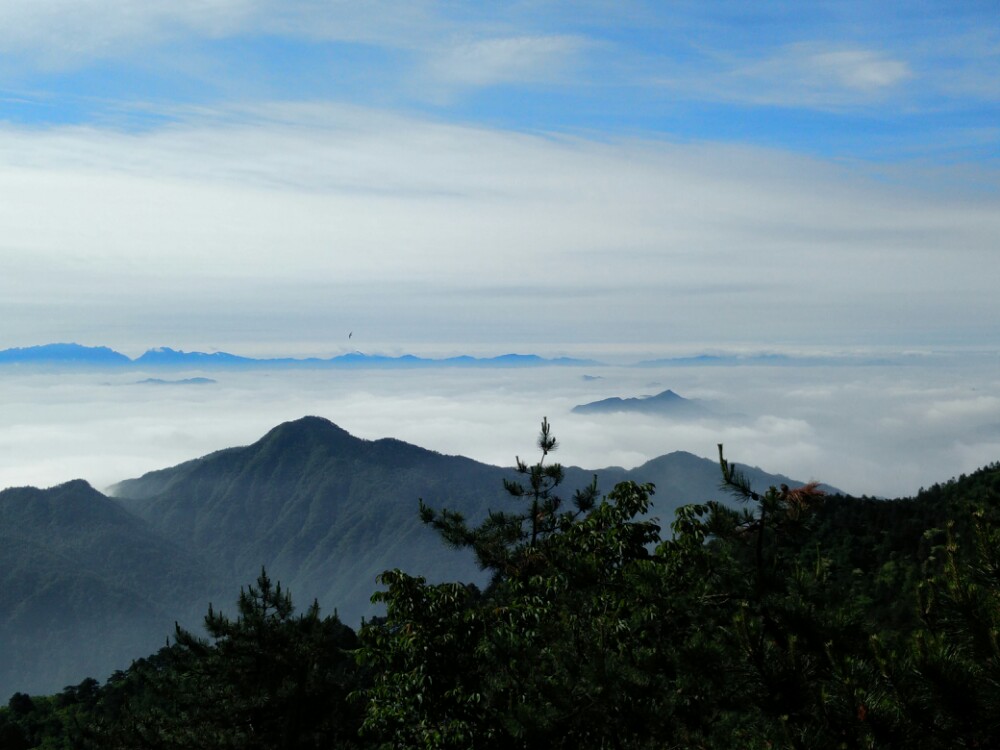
top-left (2, 350), bottom-right (997, 500)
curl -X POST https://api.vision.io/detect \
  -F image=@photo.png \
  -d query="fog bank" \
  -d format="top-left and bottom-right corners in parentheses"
top-left (2, 352), bottom-right (997, 500)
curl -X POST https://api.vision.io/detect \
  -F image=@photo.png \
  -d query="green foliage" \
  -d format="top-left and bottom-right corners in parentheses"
top-left (360, 421), bottom-right (659, 746)
top-left (360, 480), bottom-right (669, 749)
top-left (361, 438), bottom-right (1000, 749)
top-left (0, 680), bottom-right (103, 750)
top-left (419, 417), bottom-right (599, 580)
top-left (84, 569), bottom-right (362, 750)
top-left (890, 511), bottom-right (1000, 746)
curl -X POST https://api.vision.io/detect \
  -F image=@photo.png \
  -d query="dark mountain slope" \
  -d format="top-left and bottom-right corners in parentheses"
top-left (113, 418), bottom-right (513, 624)
top-left (559, 450), bottom-right (835, 527)
top-left (0, 481), bottom-right (218, 697)
top-left (627, 450), bottom-right (838, 507)
top-left (113, 417), bottom-right (836, 626)
top-left (4, 418), bottom-right (842, 697)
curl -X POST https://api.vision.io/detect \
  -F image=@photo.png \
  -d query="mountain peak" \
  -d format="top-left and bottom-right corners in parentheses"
top-left (572, 388), bottom-right (713, 418)
top-left (650, 389), bottom-right (681, 400)
top-left (52, 478), bottom-right (100, 494)
top-left (0, 478), bottom-right (102, 501)
top-left (265, 415), bottom-right (351, 438)
top-left (257, 416), bottom-right (358, 452)
top-left (0, 343), bottom-right (130, 365)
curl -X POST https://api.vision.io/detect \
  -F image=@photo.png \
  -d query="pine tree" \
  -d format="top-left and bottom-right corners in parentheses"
top-left (360, 422), bottom-right (676, 748)
top-left (89, 568), bottom-right (361, 749)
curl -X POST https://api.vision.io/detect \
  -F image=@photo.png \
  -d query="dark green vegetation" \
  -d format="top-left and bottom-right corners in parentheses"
top-left (0, 416), bottom-right (818, 698)
top-left (3, 421), bottom-right (999, 748)
top-left (0, 570), bottom-right (361, 750)
top-left (0, 481), bottom-right (215, 695)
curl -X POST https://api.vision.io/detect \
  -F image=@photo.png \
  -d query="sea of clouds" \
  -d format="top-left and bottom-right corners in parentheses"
top-left (2, 351), bottom-right (998, 500)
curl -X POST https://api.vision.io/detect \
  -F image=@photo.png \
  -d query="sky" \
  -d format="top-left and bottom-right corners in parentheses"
top-left (0, 0), bottom-right (998, 358)
top-left (1, 2), bottom-right (999, 498)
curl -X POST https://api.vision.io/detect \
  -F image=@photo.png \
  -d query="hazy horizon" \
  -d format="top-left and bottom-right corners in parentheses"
top-left (2, 345), bottom-right (997, 502)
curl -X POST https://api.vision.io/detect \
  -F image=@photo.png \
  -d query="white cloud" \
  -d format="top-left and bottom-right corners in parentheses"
top-left (2, 354), bottom-right (997, 501)
top-left (922, 396), bottom-right (1000, 424)
top-left (0, 0), bottom-right (263, 62)
top-left (659, 42), bottom-right (913, 109)
top-left (425, 34), bottom-right (588, 88)
top-left (0, 103), bottom-right (997, 352)
top-left (793, 47), bottom-right (911, 92)
top-left (0, 0), bottom-right (534, 69)
top-left (0, 0), bottom-right (490, 74)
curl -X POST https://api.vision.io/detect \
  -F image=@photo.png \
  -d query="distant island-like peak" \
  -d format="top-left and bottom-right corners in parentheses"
top-left (572, 388), bottom-right (716, 419)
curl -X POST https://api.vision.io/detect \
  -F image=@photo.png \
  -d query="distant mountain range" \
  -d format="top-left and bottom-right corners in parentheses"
top-left (572, 389), bottom-right (717, 419)
top-left (0, 343), bottom-right (915, 370)
top-left (1, 416), bottom-right (839, 698)
top-left (135, 377), bottom-right (218, 385)
top-left (0, 343), bottom-right (599, 369)
top-left (632, 353), bottom-right (900, 367)
top-left (0, 343), bottom-right (132, 366)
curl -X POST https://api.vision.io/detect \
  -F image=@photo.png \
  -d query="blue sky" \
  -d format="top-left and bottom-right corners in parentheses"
top-left (1, 1), bottom-right (998, 357)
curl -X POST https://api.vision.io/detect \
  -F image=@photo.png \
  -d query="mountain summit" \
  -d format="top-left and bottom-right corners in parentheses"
top-left (572, 389), bottom-right (716, 419)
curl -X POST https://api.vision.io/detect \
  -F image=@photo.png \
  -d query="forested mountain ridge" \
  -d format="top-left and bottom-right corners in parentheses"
top-left (111, 416), bottom-right (512, 624)
top-left (110, 416), bottom-right (834, 625)
top-left (0, 481), bottom-right (219, 696)
top-left (0, 416), bottom-right (833, 701)
top-left (3, 439), bottom-right (998, 749)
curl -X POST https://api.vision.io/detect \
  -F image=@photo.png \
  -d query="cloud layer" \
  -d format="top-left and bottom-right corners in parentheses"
top-left (1, 354), bottom-right (997, 501)
top-left (0, 104), bottom-right (997, 355)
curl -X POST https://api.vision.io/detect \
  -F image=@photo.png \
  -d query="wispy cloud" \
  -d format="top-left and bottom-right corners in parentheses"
top-left (658, 42), bottom-right (913, 110)
top-left (0, 1), bottom-right (994, 166)
top-left (0, 0), bottom-right (262, 63)
top-left (771, 45), bottom-right (911, 93)
top-left (424, 34), bottom-right (589, 89)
